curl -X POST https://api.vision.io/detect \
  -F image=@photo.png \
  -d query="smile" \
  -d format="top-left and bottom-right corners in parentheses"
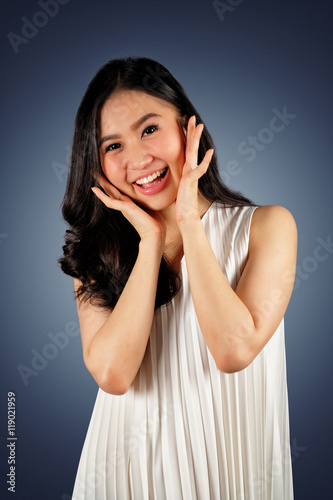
top-left (133, 167), bottom-right (168, 186)
top-left (133, 167), bottom-right (169, 195)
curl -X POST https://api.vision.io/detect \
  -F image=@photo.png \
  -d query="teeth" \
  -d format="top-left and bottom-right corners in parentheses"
top-left (135, 168), bottom-right (166, 185)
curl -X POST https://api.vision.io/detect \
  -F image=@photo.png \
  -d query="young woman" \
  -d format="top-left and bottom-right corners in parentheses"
top-left (59, 56), bottom-right (297, 499)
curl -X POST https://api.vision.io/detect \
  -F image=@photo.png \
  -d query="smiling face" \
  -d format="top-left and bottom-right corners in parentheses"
top-left (98, 89), bottom-right (186, 211)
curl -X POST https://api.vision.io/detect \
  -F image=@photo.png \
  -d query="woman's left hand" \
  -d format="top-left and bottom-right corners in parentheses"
top-left (175, 115), bottom-right (214, 230)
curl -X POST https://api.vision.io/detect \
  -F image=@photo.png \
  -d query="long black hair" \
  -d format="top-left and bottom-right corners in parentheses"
top-left (59, 56), bottom-right (256, 310)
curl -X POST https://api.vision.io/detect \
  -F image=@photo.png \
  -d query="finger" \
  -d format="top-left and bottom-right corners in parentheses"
top-left (184, 115), bottom-right (196, 145)
top-left (200, 148), bottom-right (214, 166)
top-left (197, 148), bottom-right (214, 175)
top-left (91, 188), bottom-right (131, 214)
top-left (185, 115), bottom-right (204, 163)
top-left (187, 148), bottom-right (214, 181)
top-left (94, 175), bottom-right (127, 201)
top-left (185, 115), bottom-right (197, 142)
top-left (91, 186), bottom-right (113, 204)
top-left (186, 114), bottom-right (196, 133)
top-left (185, 122), bottom-right (204, 169)
top-left (93, 172), bottom-right (113, 190)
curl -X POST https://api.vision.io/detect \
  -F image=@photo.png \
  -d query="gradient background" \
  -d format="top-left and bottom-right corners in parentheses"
top-left (1, 0), bottom-right (332, 498)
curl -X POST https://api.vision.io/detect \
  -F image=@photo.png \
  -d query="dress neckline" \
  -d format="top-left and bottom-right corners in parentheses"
top-left (201, 199), bottom-right (216, 222)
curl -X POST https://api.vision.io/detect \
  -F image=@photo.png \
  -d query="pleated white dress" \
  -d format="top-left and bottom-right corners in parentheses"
top-left (72, 201), bottom-right (294, 500)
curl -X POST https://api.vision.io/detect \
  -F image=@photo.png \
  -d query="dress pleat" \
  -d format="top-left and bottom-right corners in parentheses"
top-left (72, 202), bottom-right (294, 500)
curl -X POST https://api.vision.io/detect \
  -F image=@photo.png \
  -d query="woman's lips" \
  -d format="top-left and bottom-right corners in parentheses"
top-left (133, 167), bottom-right (169, 195)
top-left (132, 167), bottom-right (167, 185)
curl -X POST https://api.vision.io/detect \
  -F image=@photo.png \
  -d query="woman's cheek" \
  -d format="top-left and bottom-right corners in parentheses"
top-left (160, 135), bottom-right (185, 164)
top-left (101, 161), bottom-right (119, 185)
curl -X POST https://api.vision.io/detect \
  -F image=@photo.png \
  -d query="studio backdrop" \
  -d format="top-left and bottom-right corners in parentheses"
top-left (1, 0), bottom-right (332, 498)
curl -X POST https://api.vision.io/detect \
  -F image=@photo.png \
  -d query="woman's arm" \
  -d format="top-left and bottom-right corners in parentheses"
top-left (74, 173), bottom-right (168, 395)
top-left (179, 204), bottom-right (297, 373)
top-left (75, 235), bottom-right (164, 395)
top-left (175, 116), bottom-right (297, 372)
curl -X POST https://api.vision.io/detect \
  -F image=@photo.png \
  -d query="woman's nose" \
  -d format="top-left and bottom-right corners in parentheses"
top-left (126, 142), bottom-right (153, 170)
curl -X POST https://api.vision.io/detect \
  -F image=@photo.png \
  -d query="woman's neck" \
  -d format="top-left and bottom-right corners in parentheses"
top-left (159, 194), bottom-right (212, 229)
top-left (158, 195), bottom-right (213, 271)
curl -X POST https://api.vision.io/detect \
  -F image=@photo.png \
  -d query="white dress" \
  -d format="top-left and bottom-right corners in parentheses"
top-left (72, 201), bottom-right (294, 500)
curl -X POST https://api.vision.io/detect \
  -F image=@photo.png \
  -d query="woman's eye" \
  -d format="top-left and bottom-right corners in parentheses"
top-left (142, 124), bottom-right (158, 136)
top-left (104, 125), bottom-right (158, 153)
top-left (105, 143), bottom-right (121, 153)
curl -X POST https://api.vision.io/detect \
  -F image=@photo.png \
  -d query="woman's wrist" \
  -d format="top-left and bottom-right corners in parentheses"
top-left (139, 234), bottom-right (165, 259)
top-left (178, 217), bottom-right (203, 238)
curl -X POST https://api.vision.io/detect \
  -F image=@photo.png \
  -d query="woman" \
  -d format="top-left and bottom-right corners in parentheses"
top-left (59, 56), bottom-right (297, 499)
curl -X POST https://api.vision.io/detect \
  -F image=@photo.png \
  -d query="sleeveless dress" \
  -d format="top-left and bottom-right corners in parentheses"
top-left (72, 202), bottom-right (294, 500)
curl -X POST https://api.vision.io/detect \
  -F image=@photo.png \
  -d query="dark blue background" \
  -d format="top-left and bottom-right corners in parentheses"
top-left (1, 0), bottom-right (332, 498)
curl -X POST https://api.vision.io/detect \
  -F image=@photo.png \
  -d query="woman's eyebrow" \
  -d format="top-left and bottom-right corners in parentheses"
top-left (98, 112), bottom-right (162, 147)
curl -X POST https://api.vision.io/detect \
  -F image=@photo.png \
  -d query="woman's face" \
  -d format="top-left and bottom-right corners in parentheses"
top-left (98, 89), bottom-right (186, 211)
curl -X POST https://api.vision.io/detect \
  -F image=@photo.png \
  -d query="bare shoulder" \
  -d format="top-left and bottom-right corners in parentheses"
top-left (249, 205), bottom-right (297, 252)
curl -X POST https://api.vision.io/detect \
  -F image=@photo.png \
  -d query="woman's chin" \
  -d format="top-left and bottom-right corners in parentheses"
top-left (137, 196), bottom-right (177, 213)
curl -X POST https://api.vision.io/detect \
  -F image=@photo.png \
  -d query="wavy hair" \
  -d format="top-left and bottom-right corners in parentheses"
top-left (59, 56), bottom-right (256, 309)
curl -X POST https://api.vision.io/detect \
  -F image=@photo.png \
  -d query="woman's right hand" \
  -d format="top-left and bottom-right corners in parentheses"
top-left (91, 174), bottom-right (166, 246)
top-left (83, 174), bottom-right (167, 394)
